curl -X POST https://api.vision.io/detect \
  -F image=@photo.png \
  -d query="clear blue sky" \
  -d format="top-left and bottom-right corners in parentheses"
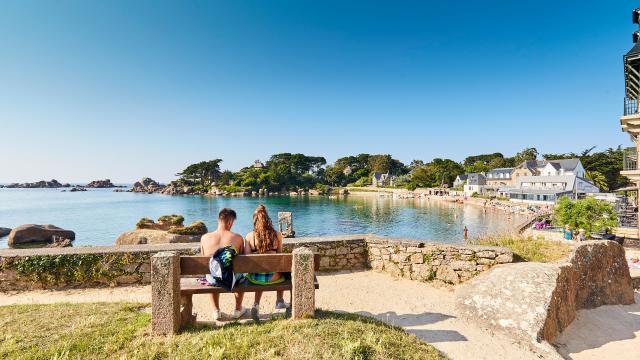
top-left (0, 1), bottom-right (634, 183)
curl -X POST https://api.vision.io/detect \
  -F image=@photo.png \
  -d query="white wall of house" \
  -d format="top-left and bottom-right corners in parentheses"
top-left (464, 184), bottom-right (483, 197)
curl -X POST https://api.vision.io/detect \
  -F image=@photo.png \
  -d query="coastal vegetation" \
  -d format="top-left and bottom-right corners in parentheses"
top-left (469, 234), bottom-right (572, 263)
top-left (163, 145), bottom-right (628, 194)
top-left (554, 196), bottom-right (618, 236)
top-left (0, 302), bottom-right (445, 359)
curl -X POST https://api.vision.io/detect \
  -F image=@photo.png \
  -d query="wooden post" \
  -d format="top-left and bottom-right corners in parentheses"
top-left (151, 251), bottom-right (181, 335)
top-left (291, 247), bottom-right (315, 319)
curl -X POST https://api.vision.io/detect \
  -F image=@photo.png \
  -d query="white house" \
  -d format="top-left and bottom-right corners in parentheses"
top-left (372, 172), bottom-right (395, 187)
top-left (453, 174), bottom-right (468, 188)
top-left (508, 175), bottom-right (599, 203)
top-left (538, 159), bottom-right (585, 177)
top-left (463, 173), bottom-right (486, 197)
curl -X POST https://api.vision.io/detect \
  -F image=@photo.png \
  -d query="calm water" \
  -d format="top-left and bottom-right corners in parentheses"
top-left (0, 188), bottom-right (525, 247)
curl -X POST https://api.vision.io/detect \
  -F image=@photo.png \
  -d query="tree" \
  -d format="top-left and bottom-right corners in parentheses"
top-left (512, 147), bottom-right (538, 165)
top-left (585, 170), bottom-right (608, 192)
top-left (176, 159), bottom-right (222, 188)
top-left (554, 196), bottom-right (618, 236)
top-left (411, 158), bottom-right (465, 188)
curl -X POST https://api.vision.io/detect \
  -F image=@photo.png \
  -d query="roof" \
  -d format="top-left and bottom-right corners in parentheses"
top-left (548, 159), bottom-right (580, 172)
top-left (467, 173), bottom-right (486, 185)
top-left (372, 172), bottom-right (389, 181)
top-left (456, 174), bottom-right (468, 181)
top-left (486, 168), bottom-right (513, 176)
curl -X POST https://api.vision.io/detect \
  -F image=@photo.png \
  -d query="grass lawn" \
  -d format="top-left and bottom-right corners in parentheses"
top-left (0, 302), bottom-right (446, 360)
top-left (470, 234), bottom-right (573, 263)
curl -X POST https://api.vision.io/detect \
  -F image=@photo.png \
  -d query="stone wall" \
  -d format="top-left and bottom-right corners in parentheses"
top-left (283, 235), bottom-right (368, 271)
top-left (366, 236), bottom-right (513, 285)
top-left (455, 241), bottom-right (635, 357)
top-left (0, 243), bottom-right (199, 291)
top-left (0, 234), bottom-right (513, 291)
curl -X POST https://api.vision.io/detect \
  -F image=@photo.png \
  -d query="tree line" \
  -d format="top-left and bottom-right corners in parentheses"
top-left (172, 146), bottom-right (630, 193)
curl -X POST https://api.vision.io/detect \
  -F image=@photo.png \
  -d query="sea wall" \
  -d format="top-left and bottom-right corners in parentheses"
top-left (366, 236), bottom-right (514, 285)
top-left (0, 234), bottom-right (513, 291)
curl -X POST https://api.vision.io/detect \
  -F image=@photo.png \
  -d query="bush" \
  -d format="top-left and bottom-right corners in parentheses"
top-left (135, 218), bottom-right (154, 230)
top-left (353, 177), bottom-right (371, 187)
top-left (168, 220), bottom-right (208, 235)
top-left (554, 196), bottom-right (618, 236)
top-left (157, 214), bottom-right (184, 226)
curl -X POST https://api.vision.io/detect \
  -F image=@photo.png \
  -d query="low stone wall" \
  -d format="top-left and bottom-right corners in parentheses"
top-left (0, 234), bottom-right (513, 291)
top-left (366, 236), bottom-right (513, 285)
top-left (283, 235), bottom-right (368, 271)
top-left (455, 241), bottom-right (635, 357)
top-left (0, 243), bottom-right (199, 291)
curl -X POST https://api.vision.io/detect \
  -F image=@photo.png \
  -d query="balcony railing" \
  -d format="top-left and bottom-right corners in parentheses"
top-left (624, 97), bottom-right (639, 116)
top-left (624, 148), bottom-right (638, 171)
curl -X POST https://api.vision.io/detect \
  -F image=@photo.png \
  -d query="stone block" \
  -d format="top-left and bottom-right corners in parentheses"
top-left (406, 247), bottom-right (422, 253)
top-left (151, 251), bottom-right (181, 335)
top-left (451, 261), bottom-right (476, 271)
top-left (495, 253), bottom-right (513, 263)
top-left (410, 253), bottom-right (424, 264)
top-left (476, 258), bottom-right (495, 265)
top-left (385, 261), bottom-right (402, 278)
top-left (436, 265), bottom-right (459, 284)
top-left (335, 247), bottom-right (349, 256)
top-left (291, 247), bottom-right (316, 319)
top-left (476, 251), bottom-right (496, 259)
top-left (391, 253), bottom-right (409, 263)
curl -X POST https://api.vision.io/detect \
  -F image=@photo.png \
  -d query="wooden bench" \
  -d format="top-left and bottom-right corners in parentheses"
top-left (151, 247), bottom-right (319, 335)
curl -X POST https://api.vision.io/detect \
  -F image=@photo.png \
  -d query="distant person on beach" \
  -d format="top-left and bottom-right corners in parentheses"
top-left (245, 204), bottom-right (288, 322)
top-left (578, 229), bottom-right (586, 241)
top-left (563, 224), bottom-right (573, 241)
top-left (463, 226), bottom-right (468, 240)
top-left (200, 208), bottom-right (247, 321)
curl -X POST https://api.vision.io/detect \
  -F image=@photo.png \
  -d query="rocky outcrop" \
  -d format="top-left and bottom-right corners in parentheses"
top-left (454, 241), bottom-right (634, 356)
top-left (5, 180), bottom-right (71, 188)
top-left (159, 183), bottom-right (197, 195)
top-left (8, 224), bottom-right (75, 247)
top-left (136, 215), bottom-right (185, 231)
top-left (130, 177), bottom-right (164, 193)
top-left (46, 238), bottom-right (73, 248)
top-left (85, 179), bottom-right (120, 188)
top-left (166, 220), bottom-right (207, 235)
top-left (0, 227), bottom-right (10, 238)
top-left (115, 229), bottom-right (201, 246)
top-left (69, 187), bottom-right (87, 192)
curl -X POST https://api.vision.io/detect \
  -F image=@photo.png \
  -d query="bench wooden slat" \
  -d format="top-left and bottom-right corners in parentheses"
top-left (180, 277), bottom-right (320, 295)
top-left (180, 253), bottom-right (321, 275)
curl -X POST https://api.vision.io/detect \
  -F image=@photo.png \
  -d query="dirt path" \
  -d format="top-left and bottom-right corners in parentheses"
top-left (2, 271), bottom-right (638, 360)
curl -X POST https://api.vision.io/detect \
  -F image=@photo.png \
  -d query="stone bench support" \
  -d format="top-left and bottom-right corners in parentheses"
top-left (291, 247), bottom-right (316, 319)
top-left (151, 251), bottom-right (181, 335)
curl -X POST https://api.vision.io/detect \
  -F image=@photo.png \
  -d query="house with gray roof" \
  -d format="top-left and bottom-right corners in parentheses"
top-left (453, 174), bottom-right (468, 188)
top-left (372, 172), bottom-right (395, 187)
top-left (508, 174), bottom-right (599, 203)
top-left (463, 173), bottom-right (486, 197)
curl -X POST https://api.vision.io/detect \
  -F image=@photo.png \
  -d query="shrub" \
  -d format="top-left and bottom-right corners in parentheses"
top-left (157, 214), bottom-right (184, 226)
top-left (135, 218), bottom-right (155, 229)
top-left (554, 196), bottom-right (618, 236)
top-left (168, 221), bottom-right (208, 235)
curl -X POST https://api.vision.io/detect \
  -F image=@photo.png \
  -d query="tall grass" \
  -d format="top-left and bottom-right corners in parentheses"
top-left (468, 233), bottom-right (572, 263)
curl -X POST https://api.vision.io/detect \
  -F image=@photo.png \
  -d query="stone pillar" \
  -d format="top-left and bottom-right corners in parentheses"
top-left (151, 251), bottom-right (181, 335)
top-left (291, 247), bottom-right (315, 319)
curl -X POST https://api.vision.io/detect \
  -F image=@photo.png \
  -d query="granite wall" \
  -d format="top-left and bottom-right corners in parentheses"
top-left (366, 236), bottom-right (514, 285)
top-left (0, 234), bottom-right (514, 291)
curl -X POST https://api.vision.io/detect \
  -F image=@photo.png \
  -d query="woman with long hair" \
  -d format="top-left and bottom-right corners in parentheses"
top-left (244, 204), bottom-right (288, 321)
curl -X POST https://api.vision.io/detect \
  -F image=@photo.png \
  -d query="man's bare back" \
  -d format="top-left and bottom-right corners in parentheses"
top-left (200, 229), bottom-right (244, 257)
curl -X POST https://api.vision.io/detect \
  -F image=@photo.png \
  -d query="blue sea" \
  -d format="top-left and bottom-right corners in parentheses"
top-left (0, 188), bottom-right (525, 247)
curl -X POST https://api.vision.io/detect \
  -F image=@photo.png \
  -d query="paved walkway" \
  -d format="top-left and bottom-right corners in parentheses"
top-left (2, 270), bottom-right (638, 360)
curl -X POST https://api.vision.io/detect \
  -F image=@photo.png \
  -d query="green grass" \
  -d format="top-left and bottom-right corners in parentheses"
top-left (469, 234), bottom-right (572, 263)
top-left (0, 302), bottom-right (446, 360)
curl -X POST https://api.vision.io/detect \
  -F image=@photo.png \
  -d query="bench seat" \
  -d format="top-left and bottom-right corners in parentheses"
top-left (180, 277), bottom-right (320, 295)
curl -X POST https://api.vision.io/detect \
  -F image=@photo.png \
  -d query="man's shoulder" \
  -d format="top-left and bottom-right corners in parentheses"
top-left (201, 231), bottom-right (220, 241)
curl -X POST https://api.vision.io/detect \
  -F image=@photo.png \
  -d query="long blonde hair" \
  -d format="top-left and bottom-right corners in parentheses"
top-left (253, 204), bottom-right (278, 254)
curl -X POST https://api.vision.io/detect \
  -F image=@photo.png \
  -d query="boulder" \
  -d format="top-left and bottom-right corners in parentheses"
top-left (85, 179), bottom-right (116, 188)
top-left (454, 241), bottom-right (634, 356)
top-left (130, 177), bottom-right (164, 193)
top-left (69, 187), bottom-right (87, 192)
top-left (115, 229), bottom-right (201, 245)
top-left (0, 227), bottom-right (10, 237)
top-left (8, 224), bottom-right (75, 247)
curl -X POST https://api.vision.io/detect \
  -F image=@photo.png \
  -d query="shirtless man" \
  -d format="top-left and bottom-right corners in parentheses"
top-left (200, 208), bottom-right (246, 320)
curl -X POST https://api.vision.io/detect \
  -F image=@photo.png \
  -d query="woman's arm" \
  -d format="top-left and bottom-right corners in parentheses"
top-left (244, 233), bottom-right (253, 255)
top-left (276, 232), bottom-right (284, 253)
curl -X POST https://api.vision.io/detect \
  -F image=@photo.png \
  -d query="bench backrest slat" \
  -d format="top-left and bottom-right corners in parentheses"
top-left (180, 253), bottom-right (320, 275)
